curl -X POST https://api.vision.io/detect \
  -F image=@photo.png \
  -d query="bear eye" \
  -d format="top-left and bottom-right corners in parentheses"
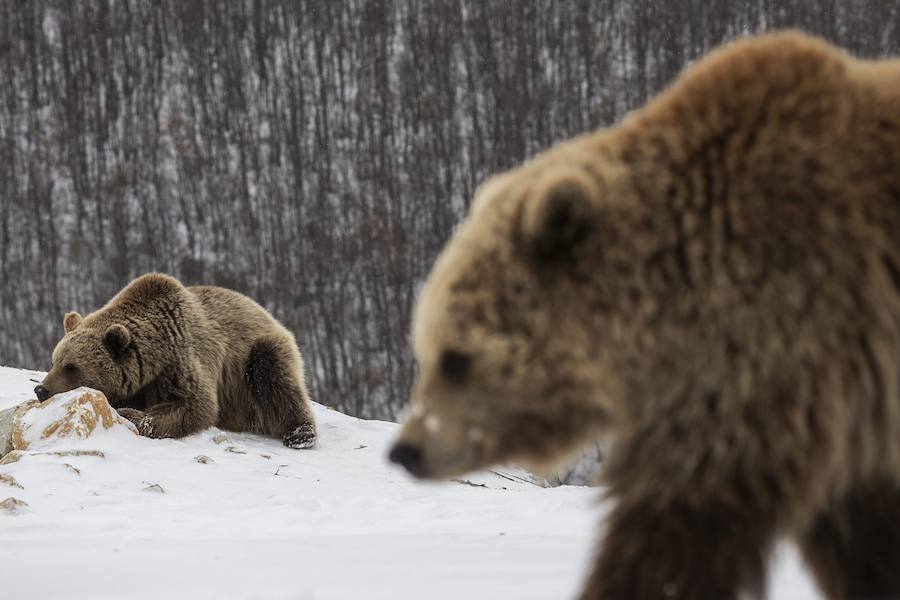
top-left (64, 363), bottom-right (78, 373)
top-left (440, 350), bottom-right (470, 383)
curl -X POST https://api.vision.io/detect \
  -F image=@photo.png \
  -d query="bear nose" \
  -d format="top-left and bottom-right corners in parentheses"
top-left (34, 385), bottom-right (51, 402)
top-left (388, 442), bottom-right (427, 477)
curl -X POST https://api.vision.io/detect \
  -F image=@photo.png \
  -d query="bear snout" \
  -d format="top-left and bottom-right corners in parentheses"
top-left (34, 385), bottom-right (51, 402)
top-left (388, 442), bottom-right (427, 478)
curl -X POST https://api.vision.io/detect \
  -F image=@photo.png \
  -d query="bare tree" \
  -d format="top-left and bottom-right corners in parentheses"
top-left (0, 0), bottom-right (897, 431)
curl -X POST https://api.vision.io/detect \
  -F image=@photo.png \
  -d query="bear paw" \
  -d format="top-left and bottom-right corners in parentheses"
top-left (116, 408), bottom-right (154, 437)
top-left (116, 408), bottom-right (144, 424)
top-left (283, 423), bottom-right (317, 449)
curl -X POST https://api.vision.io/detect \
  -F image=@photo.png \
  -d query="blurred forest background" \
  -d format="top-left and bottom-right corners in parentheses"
top-left (1, 0), bottom-right (898, 478)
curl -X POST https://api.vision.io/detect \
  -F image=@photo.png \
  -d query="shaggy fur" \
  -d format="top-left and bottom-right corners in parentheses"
top-left (38, 273), bottom-right (317, 449)
top-left (390, 32), bottom-right (900, 599)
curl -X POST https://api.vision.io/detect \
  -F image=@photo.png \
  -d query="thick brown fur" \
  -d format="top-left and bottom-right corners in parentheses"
top-left (39, 273), bottom-right (317, 449)
top-left (391, 32), bottom-right (900, 599)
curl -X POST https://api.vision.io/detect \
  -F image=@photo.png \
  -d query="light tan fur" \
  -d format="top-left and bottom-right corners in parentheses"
top-left (39, 273), bottom-right (317, 449)
top-left (391, 32), bottom-right (900, 599)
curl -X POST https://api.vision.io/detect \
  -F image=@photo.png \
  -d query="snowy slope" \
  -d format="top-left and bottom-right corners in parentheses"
top-left (0, 366), bottom-right (819, 599)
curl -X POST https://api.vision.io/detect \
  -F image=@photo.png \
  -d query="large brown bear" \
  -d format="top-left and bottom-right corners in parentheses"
top-left (36, 273), bottom-right (317, 449)
top-left (389, 32), bottom-right (900, 600)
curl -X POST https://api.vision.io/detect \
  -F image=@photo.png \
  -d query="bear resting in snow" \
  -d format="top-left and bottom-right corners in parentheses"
top-left (36, 273), bottom-right (317, 449)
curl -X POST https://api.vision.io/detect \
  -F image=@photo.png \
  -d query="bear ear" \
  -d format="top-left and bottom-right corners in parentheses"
top-left (103, 324), bottom-right (132, 357)
top-left (63, 312), bottom-right (83, 333)
top-left (521, 167), bottom-right (599, 262)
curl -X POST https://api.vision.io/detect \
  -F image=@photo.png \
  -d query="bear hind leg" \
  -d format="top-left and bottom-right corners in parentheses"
top-left (798, 478), bottom-right (900, 600)
top-left (245, 335), bottom-right (317, 449)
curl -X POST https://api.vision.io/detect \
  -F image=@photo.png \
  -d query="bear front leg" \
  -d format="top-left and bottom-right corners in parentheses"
top-left (580, 493), bottom-right (775, 600)
top-left (133, 402), bottom-right (211, 438)
top-left (132, 372), bottom-right (218, 439)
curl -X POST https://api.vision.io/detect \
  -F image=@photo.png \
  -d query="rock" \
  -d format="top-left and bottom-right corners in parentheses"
top-left (42, 450), bottom-right (105, 459)
top-left (0, 404), bottom-right (33, 457)
top-left (0, 497), bottom-right (28, 514)
top-left (142, 483), bottom-right (165, 493)
top-left (0, 450), bottom-right (24, 465)
top-left (0, 474), bottom-right (23, 489)
top-left (224, 446), bottom-right (246, 454)
top-left (0, 403), bottom-right (32, 456)
top-left (194, 455), bottom-right (213, 464)
top-left (1, 388), bottom-right (136, 458)
top-left (0, 407), bottom-right (15, 455)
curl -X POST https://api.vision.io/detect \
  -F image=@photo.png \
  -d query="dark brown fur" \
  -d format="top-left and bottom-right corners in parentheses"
top-left (799, 479), bottom-right (900, 599)
top-left (391, 32), bottom-right (900, 599)
top-left (39, 273), bottom-right (317, 448)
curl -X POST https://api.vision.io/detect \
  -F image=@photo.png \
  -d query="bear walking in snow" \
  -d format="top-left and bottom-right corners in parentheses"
top-left (35, 273), bottom-right (317, 449)
top-left (390, 32), bottom-right (900, 599)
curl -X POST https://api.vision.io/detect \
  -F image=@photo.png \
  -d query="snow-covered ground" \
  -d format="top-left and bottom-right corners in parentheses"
top-left (0, 366), bottom-right (819, 599)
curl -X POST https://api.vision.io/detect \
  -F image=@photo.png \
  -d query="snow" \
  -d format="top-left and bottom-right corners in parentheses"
top-left (0, 366), bottom-right (820, 599)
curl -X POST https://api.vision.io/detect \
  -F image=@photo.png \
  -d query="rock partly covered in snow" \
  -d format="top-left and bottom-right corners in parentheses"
top-left (0, 496), bottom-right (28, 514)
top-left (0, 387), bottom-right (137, 460)
top-left (0, 405), bottom-right (17, 456)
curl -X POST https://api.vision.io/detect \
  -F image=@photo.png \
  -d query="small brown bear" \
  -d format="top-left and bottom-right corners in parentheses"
top-left (36, 273), bottom-right (317, 449)
top-left (390, 32), bottom-right (900, 600)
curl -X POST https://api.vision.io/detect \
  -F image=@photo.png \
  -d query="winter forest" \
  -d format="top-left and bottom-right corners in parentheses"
top-left (2, 0), bottom-right (899, 425)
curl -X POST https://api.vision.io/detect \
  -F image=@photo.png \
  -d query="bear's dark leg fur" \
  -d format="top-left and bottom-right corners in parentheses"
top-left (798, 478), bottom-right (900, 600)
top-left (580, 491), bottom-right (775, 600)
top-left (245, 335), bottom-right (317, 449)
top-left (122, 361), bottom-right (218, 438)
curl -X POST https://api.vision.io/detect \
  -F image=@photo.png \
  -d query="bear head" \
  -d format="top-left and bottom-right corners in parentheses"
top-left (36, 311), bottom-right (138, 404)
top-left (388, 31), bottom-right (858, 481)
top-left (390, 156), bottom-right (638, 479)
